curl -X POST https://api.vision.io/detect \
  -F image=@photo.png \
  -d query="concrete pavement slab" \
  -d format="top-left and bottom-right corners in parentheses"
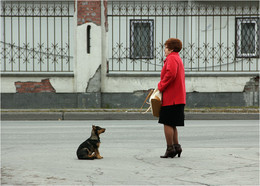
top-left (1, 120), bottom-right (259, 185)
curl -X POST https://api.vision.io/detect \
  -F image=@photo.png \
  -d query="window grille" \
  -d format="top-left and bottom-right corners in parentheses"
top-left (236, 18), bottom-right (260, 58)
top-left (130, 20), bottom-right (154, 59)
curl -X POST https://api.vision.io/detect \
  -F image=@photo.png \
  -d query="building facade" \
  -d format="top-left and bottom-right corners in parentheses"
top-left (1, 0), bottom-right (259, 109)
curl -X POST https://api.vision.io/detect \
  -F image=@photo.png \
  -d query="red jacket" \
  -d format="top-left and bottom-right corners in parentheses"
top-left (158, 52), bottom-right (186, 106)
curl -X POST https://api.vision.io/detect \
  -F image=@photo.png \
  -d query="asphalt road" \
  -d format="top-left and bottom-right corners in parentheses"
top-left (1, 120), bottom-right (259, 185)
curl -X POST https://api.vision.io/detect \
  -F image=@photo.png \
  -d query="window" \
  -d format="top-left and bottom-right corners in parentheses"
top-left (236, 18), bottom-right (260, 58)
top-left (87, 25), bottom-right (91, 54)
top-left (130, 20), bottom-right (154, 59)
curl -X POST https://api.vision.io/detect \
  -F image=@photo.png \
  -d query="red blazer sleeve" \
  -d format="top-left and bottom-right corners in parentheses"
top-left (158, 57), bottom-right (178, 92)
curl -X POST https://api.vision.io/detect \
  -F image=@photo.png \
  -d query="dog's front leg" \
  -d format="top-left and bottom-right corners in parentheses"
top-left (94, 143), bottom-right (103, 159)
top-left (94, 148), bottom-right (103, 159)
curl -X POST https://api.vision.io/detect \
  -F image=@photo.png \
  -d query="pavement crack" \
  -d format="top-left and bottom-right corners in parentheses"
top-left (134, 154), bottom-right (158, 167)
top-left (175, 178), bottom-right (211, 186)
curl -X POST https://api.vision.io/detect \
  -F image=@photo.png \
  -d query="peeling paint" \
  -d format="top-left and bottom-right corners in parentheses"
top-left (86, 65), bottom-right (101, 93)
top-left (243, 76), bottom-right (259, 106)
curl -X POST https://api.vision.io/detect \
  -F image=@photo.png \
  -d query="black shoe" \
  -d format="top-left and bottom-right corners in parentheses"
top-left (160, 145), bottom-right (177, 158)
top-left (174, 144), bottom-right (182, 157)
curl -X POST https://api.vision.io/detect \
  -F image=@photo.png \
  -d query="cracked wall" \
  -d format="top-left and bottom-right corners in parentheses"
top-left (86, 65), bottom-right (101, 92)
top-left (15, 79), bottom-right (56, 93)
top-left (243, 76), bottom-right (259, 106)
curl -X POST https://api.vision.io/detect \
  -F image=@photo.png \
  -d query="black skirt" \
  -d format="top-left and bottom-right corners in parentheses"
top-left (158, 104), bottom-right (185, 127)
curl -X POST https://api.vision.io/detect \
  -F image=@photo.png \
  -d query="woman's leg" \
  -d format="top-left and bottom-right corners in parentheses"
top-left (161, 124), bottom-right (177, 158)
top-left (173, 126), bottom-right (182, 157)
top-left (164, 124), bottom-right (174, 145)
top-left (172, 127), bottom-right (179, 144)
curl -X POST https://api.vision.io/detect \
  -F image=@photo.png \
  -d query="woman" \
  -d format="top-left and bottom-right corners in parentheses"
top-left (158, 38), bottom-right (186, 158)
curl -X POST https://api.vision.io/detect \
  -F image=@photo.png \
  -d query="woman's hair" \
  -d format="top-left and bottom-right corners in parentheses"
top-left (164, 38), bottom-right (182, 52)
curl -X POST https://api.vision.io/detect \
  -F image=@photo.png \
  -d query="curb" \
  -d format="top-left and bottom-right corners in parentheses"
top-left (1, 112), bottom-right (259, 121)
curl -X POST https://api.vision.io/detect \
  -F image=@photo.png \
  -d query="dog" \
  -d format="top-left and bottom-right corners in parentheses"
top-left (76, 125), bottom-right (106, 160)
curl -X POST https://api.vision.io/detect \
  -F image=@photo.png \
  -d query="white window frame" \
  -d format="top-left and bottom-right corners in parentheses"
top-left (236, 17), bottom-right (259, 58)
top-left (130, 19), bottom-right (154, 59)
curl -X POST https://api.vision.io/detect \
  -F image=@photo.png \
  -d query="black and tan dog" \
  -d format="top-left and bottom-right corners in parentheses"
top-left (76, 125), bottom-right (106, 160)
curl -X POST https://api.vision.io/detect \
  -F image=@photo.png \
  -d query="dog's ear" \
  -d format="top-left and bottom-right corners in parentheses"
top-left (92, 125), bottom-right (96, 129)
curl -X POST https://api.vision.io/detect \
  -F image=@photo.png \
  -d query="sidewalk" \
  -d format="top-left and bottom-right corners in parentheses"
top-left (1, 108), bottom-right (259, 120)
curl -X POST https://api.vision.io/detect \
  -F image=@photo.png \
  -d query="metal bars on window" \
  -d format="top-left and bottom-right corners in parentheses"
top-left (107, 1), bottom-right (260, 73)
top-left (130, 19), bottom-right (154, 59)
top-left (0, 1), bottom-right (74, 73)
top-left (236, 17), bottom-right (260, 58)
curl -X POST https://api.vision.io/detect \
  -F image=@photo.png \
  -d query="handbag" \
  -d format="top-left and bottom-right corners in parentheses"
top-left (140, 88), bottom-right (162, 117)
